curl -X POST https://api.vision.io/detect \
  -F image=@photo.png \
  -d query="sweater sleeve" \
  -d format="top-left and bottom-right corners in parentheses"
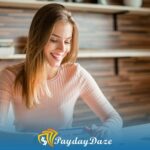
top-left (78, 64), bottom-right (122, 131)
top-left (0, 69), bottom-right (12, 128)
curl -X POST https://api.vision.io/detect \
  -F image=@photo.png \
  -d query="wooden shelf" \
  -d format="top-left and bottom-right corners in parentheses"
top-left (0, 49), bottom-right (150, 59)
top-left (0, 0), bottom-right (150, 15)
top-left (0, 54), bottom-right (25, 59)
top-left (79, 49), bottom-right (150, 58)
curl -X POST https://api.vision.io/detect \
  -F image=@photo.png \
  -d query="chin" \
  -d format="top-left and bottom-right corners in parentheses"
top-left (49, 62), bottom-right (61, 68)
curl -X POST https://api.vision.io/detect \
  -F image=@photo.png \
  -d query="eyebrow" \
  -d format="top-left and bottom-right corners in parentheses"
top-left (51, 34), bottom-right (72, 40)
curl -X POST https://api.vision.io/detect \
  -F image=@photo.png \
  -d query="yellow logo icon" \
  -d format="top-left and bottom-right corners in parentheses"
top-left (38, 128), bottom-right (58, 147)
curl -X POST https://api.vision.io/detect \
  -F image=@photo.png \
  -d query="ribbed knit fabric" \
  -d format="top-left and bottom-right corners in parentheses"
top-left (0, 63), bottom-right (122, 132)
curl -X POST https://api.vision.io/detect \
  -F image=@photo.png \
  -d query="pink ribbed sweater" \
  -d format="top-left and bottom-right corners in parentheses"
top-left (0, 63), bottom-right (122, 132)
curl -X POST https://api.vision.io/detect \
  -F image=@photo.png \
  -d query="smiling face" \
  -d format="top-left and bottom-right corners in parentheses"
top-left (44, 21), bottom-right (73, 68)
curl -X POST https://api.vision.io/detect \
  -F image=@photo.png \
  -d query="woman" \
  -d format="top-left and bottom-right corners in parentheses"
top-left (0, 3), bottom-right (122, 137)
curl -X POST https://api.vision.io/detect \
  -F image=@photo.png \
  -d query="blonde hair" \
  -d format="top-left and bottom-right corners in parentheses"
top-left (14, 3), bottom-right (78, 108)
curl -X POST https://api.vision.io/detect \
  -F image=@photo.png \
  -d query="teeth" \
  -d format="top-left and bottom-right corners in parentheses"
top-left (51, 53), bottom-right (63, 60)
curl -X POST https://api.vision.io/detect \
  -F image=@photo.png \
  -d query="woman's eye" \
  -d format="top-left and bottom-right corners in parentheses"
top-left (50, 39), bottom-right (57, 43)
top-left (65, 41), bottom-right (71, 44)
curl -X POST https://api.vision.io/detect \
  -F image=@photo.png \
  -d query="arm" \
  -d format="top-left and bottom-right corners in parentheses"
top-left (78, 65), bottom-right (122, 138)
top-left (0, 69), bottom-right (12, 130)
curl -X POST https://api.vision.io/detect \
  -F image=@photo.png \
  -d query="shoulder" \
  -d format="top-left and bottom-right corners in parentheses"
top-left (0, 63), bottom-right (24, 81)
top-left (62, 62), bottom-right (84, 72)
top-left (62, 62), bottom-right (90, 78)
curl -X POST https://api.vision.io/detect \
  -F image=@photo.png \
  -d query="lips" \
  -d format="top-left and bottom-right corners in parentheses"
top-left (50, 52), bottom-right (63, 61)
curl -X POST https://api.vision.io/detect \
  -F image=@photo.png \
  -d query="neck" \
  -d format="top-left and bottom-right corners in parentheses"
top-left (47, 65), bottom-right (59, 80)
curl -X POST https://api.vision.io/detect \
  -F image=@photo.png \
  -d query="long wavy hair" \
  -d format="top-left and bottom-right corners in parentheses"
top-left (14, 3), bottom-right (79, 109)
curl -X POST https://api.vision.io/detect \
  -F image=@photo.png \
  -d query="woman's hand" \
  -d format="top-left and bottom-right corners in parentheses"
top-left (85, 124), bottom-right (111, 139)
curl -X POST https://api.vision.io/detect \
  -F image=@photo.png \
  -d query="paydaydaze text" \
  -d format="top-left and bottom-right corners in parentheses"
top-left (54, 136), bottom-right (112, 147)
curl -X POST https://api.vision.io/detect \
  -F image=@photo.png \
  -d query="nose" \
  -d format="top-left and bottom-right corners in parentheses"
top-left (58, 41), bottom-right (65, 52)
